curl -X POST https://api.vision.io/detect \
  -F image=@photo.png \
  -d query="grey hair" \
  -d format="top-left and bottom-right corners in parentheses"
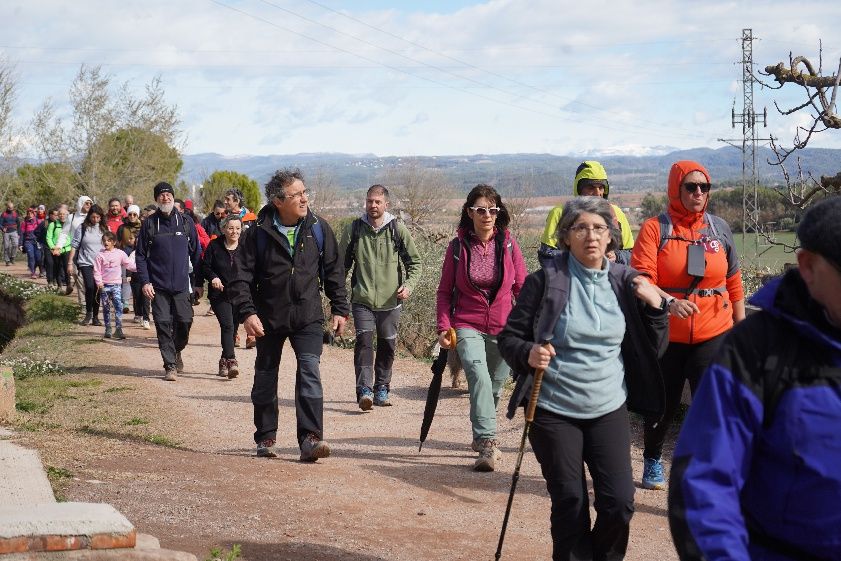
top-left (556, 196), bottom-right (621, 252)
top-left (220, 214), bottom-right (242, 230)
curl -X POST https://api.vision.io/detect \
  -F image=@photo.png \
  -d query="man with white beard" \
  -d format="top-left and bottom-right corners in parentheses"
top-left (135, 182), bottom-right (202, 381)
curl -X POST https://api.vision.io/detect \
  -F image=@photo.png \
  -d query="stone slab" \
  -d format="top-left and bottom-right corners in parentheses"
top-left (0, 367), bottom-right (14, 423)
top-left (0, 441), bottom-right (55, 507)
top-left (0, 548), bottom-right (196, 561)
top-left (0, 503), bottom-right (135, 553)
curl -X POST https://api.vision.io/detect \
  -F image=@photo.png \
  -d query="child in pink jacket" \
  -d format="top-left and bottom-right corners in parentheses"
top-left (94, 231), bottom-right (135, 339)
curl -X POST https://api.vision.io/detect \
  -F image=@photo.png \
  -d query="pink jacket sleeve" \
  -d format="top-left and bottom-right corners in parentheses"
top-left (435, 240), bottom-right (457, 333)
top-left (93, 254), bottom-right (104, 285)
top-left (510, 237), bottom-right (527, 299)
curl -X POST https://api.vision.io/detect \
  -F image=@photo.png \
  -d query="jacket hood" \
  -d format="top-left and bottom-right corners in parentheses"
top-left (362, 211), bottom-right (396, 231)
top-left (751, 269), bottom-right (841, 358)
top-left (76, 196), bottom-right (92, 214)
top-left (573, 161), bottom-right (610, 198)
top-left (667, 160), bottom-right (711, 224)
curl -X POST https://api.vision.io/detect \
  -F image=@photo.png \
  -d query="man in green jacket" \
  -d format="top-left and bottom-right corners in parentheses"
top-left (341, 184), bottom-right (422, 410)
top-left (46, 206), bottom-right (72, 294)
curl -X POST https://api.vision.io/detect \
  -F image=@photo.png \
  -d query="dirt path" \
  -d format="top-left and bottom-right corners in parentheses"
top-left (6, 262), bottom-right (678, 560)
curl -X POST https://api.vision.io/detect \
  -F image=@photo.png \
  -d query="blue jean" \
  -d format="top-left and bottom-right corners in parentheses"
top-left (23, 240), bottom-right (41, 274)
top-left (100, 284), bottom-right (123, 329)
top-left (455, 327), bottom-right (511, 442)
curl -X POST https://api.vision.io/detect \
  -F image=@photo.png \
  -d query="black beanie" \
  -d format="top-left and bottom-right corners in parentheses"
top-left (153, 181), bottom-right (174, 199)
top-left (798, 196), bottom-right (841, 269)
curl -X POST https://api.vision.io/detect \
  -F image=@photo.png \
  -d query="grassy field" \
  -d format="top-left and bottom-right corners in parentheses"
top-left (733, 231), bottom-right (798, 271)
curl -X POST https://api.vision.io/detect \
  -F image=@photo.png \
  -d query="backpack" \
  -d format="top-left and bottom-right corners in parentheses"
top-left (656, 212), bottom-right (732, 298)
top-left (143, 211), bottom-right (192, 253)
top-left (254, 219), bottom-right (326, 289)
top-left (34, 220), bottom-right (48, 245)
top-left (344, 218), bottom-right (407, 287)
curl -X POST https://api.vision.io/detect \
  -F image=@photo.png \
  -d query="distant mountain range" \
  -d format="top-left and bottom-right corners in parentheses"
top-left (181, 146), bottom-right (841, 197)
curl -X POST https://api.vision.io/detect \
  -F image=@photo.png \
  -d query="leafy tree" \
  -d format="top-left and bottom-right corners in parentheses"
top-left (639, 193), bottom-right (667, 220)
top-left (0, 57), bottom-right (21, 204)
top-left (15, 163), bottom-right (78, 209)
top-left (200, 170), bottom-right (261, 214)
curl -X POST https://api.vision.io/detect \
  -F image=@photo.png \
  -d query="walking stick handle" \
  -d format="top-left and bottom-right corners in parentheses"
top-left (524, 342), bottom-right (552, 423)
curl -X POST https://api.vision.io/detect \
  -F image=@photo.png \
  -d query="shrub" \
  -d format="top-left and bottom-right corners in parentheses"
top-left (26, 294), bottom-right (81, 323)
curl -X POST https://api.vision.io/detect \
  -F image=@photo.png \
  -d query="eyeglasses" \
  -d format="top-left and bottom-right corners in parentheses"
top-left (568, 224), bottom-right (610, 239)
top-left (282, 188), bottom-right (312, 201)
top-left (214, 211), bottom-right (226, 218)
top-left (469, 206), bottom-right (500, 216)
top-left (683, 182), bottom-right (711, 194)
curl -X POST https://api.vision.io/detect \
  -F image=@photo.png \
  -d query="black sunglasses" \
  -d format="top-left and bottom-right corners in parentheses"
top-left (683, 182), bottom-right (711, 194)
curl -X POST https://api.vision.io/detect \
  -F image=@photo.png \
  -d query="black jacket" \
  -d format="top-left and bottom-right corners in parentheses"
top-left (135, 210), bottom-right (200, 294)
top-left (227, 205), bottom-right (349, 333)
top-left (498, 252), bottom-right (669, 420)
top-left (201, 236), bottom-right (239, 302)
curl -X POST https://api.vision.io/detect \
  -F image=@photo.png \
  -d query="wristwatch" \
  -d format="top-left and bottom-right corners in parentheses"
top-left (660, 296), bottom-right (676, 312)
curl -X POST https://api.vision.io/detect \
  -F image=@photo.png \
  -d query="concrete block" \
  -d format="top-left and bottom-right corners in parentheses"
top-left (0, 548), bottom-right (197, 561)
top-left (0, 503), bottom-right (135, 554)
top-left (0, 441), bottom-right (55, 507)
top-left (0, 367), bottom-right (14, 423)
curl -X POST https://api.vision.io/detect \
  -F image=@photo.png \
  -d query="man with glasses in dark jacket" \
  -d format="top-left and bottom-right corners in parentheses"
top-left (228, 168), bottom-right (349, 462)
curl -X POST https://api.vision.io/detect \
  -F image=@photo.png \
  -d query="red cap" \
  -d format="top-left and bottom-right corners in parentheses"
top-left (184, 199), bottom-right (194, 210)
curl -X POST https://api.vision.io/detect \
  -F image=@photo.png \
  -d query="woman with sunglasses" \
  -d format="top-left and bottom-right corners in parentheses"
top-left (631, 160), bottom-right (744, 491)
top-left (435, 184), bottom-right (527, 472)
top-left (498, 196), bottom-right (668, 561)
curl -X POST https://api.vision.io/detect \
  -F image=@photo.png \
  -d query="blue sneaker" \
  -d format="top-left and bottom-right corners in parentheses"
top-left (642, 457), bottom-right (666, 490)
top-left (357, 387), bottom-right (374, 411)
top-left (373, 385), bottom-right (392, 407)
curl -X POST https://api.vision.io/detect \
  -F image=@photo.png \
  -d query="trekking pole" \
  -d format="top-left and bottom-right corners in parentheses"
top-left (495, 341), bottom-right (551, 561)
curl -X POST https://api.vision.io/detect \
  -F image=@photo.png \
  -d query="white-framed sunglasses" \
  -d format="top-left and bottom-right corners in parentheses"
top-left (469, 206), bottom-right (500, 216)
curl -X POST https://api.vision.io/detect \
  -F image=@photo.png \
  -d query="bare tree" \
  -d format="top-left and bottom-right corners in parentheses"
top-left (0, 57), bottom-right (21, 202)
top-left (382, 162), bottom-right (453, 232)
top-left (504, 176), bottom-right (536, 239)
top-left (30, 65), bottom-right (183, 204)
top-left (307, 167), bottom-right (346, 222)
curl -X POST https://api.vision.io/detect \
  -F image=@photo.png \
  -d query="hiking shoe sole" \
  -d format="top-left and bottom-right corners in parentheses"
top-left (358, 395), bottom-right (373, 411)
top-left (641, 480), bottom-right (666, 490)
top-left (256, 447), bottom-right (278, 458)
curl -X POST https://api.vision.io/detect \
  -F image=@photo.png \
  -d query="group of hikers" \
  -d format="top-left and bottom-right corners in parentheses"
top-left (8, 159), bottom-right (841, 561)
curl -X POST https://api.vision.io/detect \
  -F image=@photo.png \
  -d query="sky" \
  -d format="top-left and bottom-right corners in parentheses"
top-left (3, 0), bottom-right (841, 157)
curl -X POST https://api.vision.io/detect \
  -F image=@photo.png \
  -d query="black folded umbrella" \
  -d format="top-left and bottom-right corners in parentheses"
top-left (418, 328), bottom-right (456, 452)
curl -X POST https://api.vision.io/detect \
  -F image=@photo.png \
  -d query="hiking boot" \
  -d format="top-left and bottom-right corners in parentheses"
top-left (142, 319), bottom-right (151, 330)
top-left (226, 358), bottom-right (239, 379)
top-left (642, 457), bottom-right (666, 490)
top-left (133, 316), bottom-right (143, 324)
top-left (104, 326), bottom-right (112, 339)
top-left (175, 352), bottom-right (184, 373)
top-left (473, 438), bottom-right (499, 472)
top-left (299, 433), bottom-right (331, 462)
top-left (357, 387), bottom-right (374, 411)
top-left (217, 358), bottom-right (229, 378)
top-left (65, 284), bottom-right (73, 295)
top-left (91, 317), bottom-right (102, 327)
top-left (373, 385), bottom-right (392, 407)
top-left (472, 438), bottom-right (502, 461)
top-left (256, 439), bottom-right (277, 458)
top-left (114, 327), bottom-right (126, 340)
top-left (163, 367), bottom-right (177, 382)
top-left (245, 335), bottom-right (256, 349)
top-left (79, 313), bottom-right (92, 326)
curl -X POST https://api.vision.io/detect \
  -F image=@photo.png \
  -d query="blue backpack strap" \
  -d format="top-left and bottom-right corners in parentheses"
top-left (311, 219), bottom-right (325, 288)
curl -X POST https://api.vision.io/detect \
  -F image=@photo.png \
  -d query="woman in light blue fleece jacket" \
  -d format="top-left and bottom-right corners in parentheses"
top-left (498, 197), bottom-right (668, 561)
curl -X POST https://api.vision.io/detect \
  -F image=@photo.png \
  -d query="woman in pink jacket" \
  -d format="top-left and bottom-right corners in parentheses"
top-left (436, 184), bottom-right (527, 472)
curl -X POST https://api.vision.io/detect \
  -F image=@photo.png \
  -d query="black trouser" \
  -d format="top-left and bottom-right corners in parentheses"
top-left (78, 265), bottom-right (100, 319)
top-left (529, 404), bottom-right (634, 561)
top-left (43, 248), bottom-right (55, 284)
top-left (53, 253), bottom-right (68, 286)
top-left (130, 274), bottom-right (149, 320)
top-left (210, 297), bottom-right (236, 360)
top-left (643, 333), bottom-right (726, 460)
top-left (151, 290), bottom-right (193, 369)
top-left (251, 320), bottom-right (324, 446)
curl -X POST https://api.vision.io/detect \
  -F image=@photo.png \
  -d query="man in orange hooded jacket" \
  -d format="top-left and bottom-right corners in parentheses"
top-left (631, 160), bottom-right (745, 490)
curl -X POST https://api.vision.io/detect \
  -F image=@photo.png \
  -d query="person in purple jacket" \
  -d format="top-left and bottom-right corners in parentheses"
top-left (436, 184), bottom-right (527, 472)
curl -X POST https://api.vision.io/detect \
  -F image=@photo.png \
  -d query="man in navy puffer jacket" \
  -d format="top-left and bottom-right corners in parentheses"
top-left (668, 195), bottom-right (841, 561)
top-left (136, 182), bottom-right (202, 381)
